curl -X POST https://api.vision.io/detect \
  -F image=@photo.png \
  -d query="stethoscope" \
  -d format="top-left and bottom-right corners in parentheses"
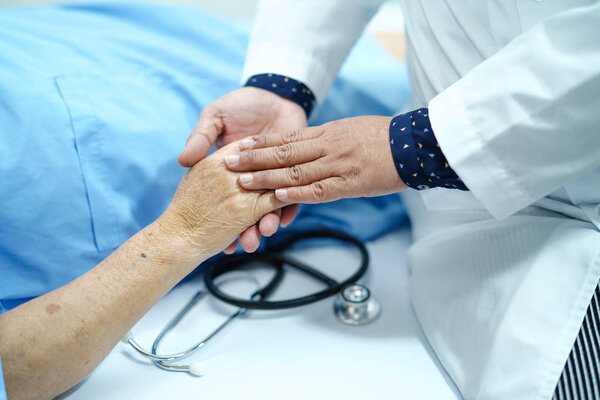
top-left (123, 229), bottom-right (381, 376)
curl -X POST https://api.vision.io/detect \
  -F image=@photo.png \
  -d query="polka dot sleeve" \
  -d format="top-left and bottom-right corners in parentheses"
top-left (244, 73), bottom-right (316, 118)
top-left (389, 108), bottom-right (468, 191)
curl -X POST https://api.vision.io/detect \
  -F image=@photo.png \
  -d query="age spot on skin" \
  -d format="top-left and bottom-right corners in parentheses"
top-left (46, 303), bottom-right (61, 315)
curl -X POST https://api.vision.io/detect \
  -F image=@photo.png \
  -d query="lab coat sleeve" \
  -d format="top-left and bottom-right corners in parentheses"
top-left (242, 0), bottom-right (385, 104)
top-left (428, 2), bottom-right (600, 219)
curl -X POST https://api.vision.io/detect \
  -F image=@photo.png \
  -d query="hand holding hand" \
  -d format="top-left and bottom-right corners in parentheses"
top-left (225, 116), bottom-right (407, 203)
top-left (164, 142), bottom-right (286, 264)
top-left (177, 87), bottom-right (307, 253)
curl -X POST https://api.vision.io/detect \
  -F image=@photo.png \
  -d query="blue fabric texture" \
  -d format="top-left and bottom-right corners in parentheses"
top-left (0, 355), bottom-right (5, 400)
top-left (389, 108), bottom-right (467, 190)
top-left (245, 73), bottom-right (316, 117)
top-left (0, 1), bottom-right (410, 321)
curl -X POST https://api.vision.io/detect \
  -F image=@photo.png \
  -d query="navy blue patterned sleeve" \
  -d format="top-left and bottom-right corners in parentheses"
top-left (244, 73), bottom-right (316, 118)
top-left (389, 108), bottom-right (467, 191)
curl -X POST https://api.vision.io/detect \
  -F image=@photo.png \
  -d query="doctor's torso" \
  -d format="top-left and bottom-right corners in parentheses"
top-left (395, 2), bottom-right (600, 398)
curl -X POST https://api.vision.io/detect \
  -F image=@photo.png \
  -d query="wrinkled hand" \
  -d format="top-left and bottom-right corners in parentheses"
top-left (163, 141), bottom-right (286, 264)
top-left (225, 116), bottom-right (407, 203)
top-left (178, 87), bottom-right (306, 253)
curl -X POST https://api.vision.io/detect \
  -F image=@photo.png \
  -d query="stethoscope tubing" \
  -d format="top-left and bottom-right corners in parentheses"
top-left (125, 229), bottom-right (369, 374)
top-left (204, 229), bottom-right (369, 310)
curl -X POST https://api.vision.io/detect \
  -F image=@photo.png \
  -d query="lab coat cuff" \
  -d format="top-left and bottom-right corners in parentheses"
top-left (242, 44), bottom-right (332, 106)
top-left (244, 73), bottom-right (316, 118)
top-left (428, 83), bottom-right (535, 220)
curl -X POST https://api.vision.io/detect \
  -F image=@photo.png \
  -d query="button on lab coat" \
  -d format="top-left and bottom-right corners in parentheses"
top-left (243, 1), bottom-right (600, 398)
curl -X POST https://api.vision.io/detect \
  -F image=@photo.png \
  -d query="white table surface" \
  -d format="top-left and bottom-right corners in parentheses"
top-left (61, 228), bottom-right (461, 400)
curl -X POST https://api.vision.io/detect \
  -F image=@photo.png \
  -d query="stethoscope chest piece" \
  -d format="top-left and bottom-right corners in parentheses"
top-left (334, 283), bottom-right (380, 325)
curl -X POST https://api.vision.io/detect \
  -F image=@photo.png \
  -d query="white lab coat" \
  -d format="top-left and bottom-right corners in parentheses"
top-left (243, 1), bottom-right (600, 399)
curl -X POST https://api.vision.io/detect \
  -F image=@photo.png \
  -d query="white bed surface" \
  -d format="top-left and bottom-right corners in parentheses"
top-left (61, 228), bottom-right (460, 400)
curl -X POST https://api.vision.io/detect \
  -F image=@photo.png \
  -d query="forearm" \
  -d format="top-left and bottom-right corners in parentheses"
top-left (0, 217), bottom-right (205, 400)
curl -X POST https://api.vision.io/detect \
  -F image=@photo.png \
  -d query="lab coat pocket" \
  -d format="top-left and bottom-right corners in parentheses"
top-left (55, 72), bottom-right (221, 252)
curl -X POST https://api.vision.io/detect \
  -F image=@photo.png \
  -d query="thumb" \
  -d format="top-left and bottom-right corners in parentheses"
top-left (178, 110), bottom-right (223, 167)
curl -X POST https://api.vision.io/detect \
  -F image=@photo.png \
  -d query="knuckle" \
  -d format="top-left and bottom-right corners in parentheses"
top-left (253, 135), bottom-right (267, 147)
top-left (283, 129), bottom-right (301, 144)
top-left (274, 143), bottom-right (293, 166)
top-left (243, 150), bottom-right (256, 163)
top-left (345, 165), bottom-right (360, 180)
top-left (286, 165), bottom-right (303, 184)
top-left (310, 181), bottom-right (326, 201)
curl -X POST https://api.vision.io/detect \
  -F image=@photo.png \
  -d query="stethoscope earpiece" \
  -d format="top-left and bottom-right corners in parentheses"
top-left (188, 362), bottom-right (206, 377)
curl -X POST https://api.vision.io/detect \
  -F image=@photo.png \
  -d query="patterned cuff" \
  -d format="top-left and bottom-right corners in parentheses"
top-left (244, 73), bottom-right (316, 118)
top-left (389, 108), bottom-right (468, 191)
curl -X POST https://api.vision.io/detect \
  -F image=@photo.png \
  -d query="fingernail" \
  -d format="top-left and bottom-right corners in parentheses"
top-left (225, 154), bottom-right (239, 166)
top-left (240, 138), bottom-right (256, 149)
top-left (275, 188), bottom-right (288, 201)
top-left (216, 136), bottom-right (224, 148)
top-left (240, 174), bottom-right (253, 185)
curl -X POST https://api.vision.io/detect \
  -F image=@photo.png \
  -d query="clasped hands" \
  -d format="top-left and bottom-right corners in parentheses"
top-left (177, 87), bottom-right (406, 255)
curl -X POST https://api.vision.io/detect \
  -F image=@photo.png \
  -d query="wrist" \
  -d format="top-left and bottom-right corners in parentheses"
top-left (377, 117), bottom-right (408, 193)
top-left (144, 214), bottom-right (211, 269)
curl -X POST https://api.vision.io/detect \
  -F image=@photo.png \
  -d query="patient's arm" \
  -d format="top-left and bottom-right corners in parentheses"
top-left (0, 142), bottom-right (283, 400)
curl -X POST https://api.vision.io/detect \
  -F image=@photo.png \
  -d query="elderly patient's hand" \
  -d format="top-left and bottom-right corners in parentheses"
top-left (178, 87), bottom-right (306, 253)
top-left (163, 142), bottom-right (286, 262)
top-left (0, 146), bottom-right (285, 400)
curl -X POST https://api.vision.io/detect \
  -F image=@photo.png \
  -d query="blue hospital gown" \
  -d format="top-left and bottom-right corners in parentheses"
top-left (0, 3), bottom-right (410, 397)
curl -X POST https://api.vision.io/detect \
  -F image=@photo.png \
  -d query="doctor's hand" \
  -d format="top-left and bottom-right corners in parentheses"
top-left (225, 116), bottom-right (408, 203)
top-left (178, 87), bottom-right (306, 253)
